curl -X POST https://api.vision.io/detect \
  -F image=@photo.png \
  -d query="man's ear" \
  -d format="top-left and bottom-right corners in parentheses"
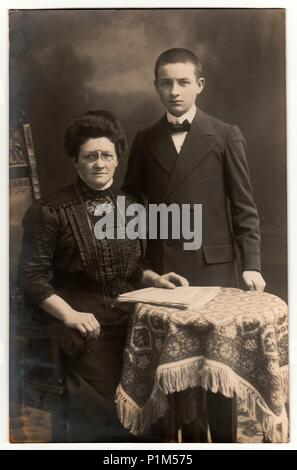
top-left (197, 77), bottom-right (205, 95)
top-left (154, 79), bottom-right (159, 93)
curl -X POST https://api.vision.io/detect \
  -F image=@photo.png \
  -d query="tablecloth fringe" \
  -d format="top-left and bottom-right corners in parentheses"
top-left (116, 357), bottom-right (289, 442)
top-left (115, 383), bottom-right (168, 436)
top-left (280, 365), bottom-right (289, 400)
top-left (157, 357), bottom-right (289, 443)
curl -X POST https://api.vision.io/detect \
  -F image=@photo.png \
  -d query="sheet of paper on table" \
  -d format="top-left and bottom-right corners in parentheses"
top-left (117, 286), bottom-right (221, 310)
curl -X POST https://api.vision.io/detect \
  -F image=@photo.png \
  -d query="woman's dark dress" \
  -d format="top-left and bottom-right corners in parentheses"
top-left (20, 177), bottom-right (146, 442)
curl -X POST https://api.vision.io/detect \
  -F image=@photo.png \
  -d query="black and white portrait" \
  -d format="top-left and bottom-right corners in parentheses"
top-left (7, 7), bottom-right (289, 447)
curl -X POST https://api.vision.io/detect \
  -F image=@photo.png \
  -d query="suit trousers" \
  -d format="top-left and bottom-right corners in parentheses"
top-left (169, 388), bottom-right (237, 443)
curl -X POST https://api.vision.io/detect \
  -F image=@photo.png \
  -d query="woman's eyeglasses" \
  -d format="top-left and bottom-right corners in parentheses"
top-left (83, 151), bottom-right (116, 163)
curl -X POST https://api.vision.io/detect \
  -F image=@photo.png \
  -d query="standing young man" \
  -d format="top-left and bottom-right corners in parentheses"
top-left (123, 48), bottom-right (266, 442)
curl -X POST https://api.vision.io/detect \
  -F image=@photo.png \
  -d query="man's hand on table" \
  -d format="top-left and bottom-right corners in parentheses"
top-left (242, 270), bottom-right (266, 291)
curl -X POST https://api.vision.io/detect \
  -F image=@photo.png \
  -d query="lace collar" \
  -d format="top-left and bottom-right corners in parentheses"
top-left (75, 176), bottom-right (114, 201)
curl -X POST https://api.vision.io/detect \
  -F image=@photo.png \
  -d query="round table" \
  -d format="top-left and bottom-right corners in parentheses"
top-left (116, 288), bottom-right (288, 442)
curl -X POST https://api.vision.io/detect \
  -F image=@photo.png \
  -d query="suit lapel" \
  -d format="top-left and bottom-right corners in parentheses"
top-left (148, 116), bottom-right (179, 175)
top-left (163, 110), bottom-right (218, 201)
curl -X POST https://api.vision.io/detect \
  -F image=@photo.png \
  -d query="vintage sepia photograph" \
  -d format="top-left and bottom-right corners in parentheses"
top-left (8, 8), bottom-right (288, 444)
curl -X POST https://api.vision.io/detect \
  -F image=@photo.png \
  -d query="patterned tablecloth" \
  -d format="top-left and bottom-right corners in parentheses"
top-left (116, 288), bottom-right (289, 442)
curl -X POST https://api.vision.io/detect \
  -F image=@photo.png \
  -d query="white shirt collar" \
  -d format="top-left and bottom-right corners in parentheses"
top-left (167, 105), bottom-right (197, 125)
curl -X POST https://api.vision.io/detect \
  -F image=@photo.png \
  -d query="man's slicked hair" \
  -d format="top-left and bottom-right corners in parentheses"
top-left (154, 48), bottom-right (203, 81)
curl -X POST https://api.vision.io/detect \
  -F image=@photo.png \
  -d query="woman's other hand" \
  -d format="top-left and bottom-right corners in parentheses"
top-left (41, 294), bottom-right (101, 339)
top-left (153, 272), bottom-right (189, 289)
top-left (63, 310), bottom-right (101, 339)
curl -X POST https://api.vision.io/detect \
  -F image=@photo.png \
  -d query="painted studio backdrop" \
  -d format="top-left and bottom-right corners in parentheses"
top-left (10, 9), bottom-right (286, 300)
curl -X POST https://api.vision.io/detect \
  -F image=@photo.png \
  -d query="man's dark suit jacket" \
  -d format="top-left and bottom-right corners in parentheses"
top-left (123, 109), bottom-right (261, 287)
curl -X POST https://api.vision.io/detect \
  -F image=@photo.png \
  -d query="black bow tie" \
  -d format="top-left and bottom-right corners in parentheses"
top-left (168, 119), bottom-right (191, 133)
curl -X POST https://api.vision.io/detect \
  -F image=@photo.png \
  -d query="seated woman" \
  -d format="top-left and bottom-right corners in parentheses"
top-left (20, 110), bottom-right (188, 442)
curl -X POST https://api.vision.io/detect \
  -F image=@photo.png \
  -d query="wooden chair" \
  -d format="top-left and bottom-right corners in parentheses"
top-left (10, 118), bottom-right (68, 442)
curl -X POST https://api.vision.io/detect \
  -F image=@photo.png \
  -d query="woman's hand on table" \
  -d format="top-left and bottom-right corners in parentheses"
top-left (242, 270), bottom-right (266, 292)
top-left (63, 310), bottom-right (101, 339)
top-left (142, 269), bottom-right (189, 289)
top-left (153, 272), bottom-right (189, 289)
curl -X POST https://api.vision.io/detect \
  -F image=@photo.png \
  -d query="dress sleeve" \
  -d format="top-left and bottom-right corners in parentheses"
top-left (127, 237), bottom-right (152, 288)
top-left (20, 200), bottom-right (60, 305)
top-left (130, 256), bottom-right (152, 283)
